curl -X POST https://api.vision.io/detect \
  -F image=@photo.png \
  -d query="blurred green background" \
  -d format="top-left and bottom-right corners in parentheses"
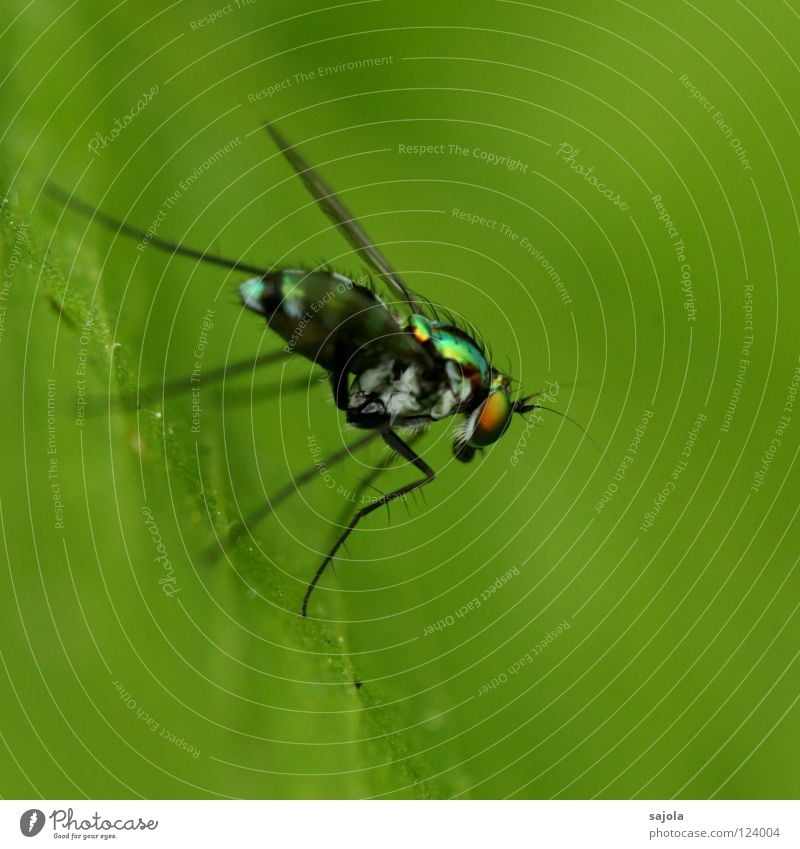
top-left (1, 0), bottom-right (799, 799)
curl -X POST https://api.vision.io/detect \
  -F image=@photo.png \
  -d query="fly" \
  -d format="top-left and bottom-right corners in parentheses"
top-left (48, 122), bottom-right (584, 617)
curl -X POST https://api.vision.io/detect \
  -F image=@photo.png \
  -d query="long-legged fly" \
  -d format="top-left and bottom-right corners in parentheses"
top-left (49, 122), bottom-right (584, 616)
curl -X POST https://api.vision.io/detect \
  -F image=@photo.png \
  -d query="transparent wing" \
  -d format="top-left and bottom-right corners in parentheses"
top-left (264, 122), bottom-right (422, 313)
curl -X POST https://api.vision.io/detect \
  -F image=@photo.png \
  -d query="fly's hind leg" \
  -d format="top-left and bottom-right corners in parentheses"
top-left (331, 432), bottom-right (425, 528)
top-left (204, 430), bottom-right (381, 562)
top-left (302, 429), bottom-right (435, 617)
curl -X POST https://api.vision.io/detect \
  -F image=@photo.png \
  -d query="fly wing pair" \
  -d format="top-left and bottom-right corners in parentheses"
top-left (263, 122), bottom-right (433, 370)
top-left (46, 124), bottom-right (443, 617)
top-left (265, 124), bottom-right (444, 616)
top-left (264, 122), bottom-right (422, 311)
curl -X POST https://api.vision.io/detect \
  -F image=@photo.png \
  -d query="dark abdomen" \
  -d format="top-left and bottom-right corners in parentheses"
top-left (240, 269), bottom-right (421, 373)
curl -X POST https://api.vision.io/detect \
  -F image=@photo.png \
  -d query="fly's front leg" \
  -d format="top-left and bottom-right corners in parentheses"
top-left (329, 345), bottom-right (351, 411)
top-left (301, 429), bottom-right (435, 617)
top-left (330, 368), bottom-right (349, 410)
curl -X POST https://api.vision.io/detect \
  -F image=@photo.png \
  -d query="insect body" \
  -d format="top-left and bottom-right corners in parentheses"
top-left (50, 122), bottom-right (548, 617)
top-left (238, 268), bottom-right (509, 449)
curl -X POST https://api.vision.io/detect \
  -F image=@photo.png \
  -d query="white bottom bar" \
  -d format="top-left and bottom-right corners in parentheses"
top-left (3, 800), bottom-right (796, 848)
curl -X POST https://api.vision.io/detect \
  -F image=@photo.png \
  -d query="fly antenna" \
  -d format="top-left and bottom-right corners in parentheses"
top-left (519, 401), bottom-right (609, 468)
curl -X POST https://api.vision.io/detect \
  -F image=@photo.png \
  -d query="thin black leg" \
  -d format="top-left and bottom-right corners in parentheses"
top-left (84, 350), bottom-right (298, 414)
top-left (330, 432), bottom-right (424, 528)
top-left (329, 368), bottom-right (350, 411)
top-left (152, 349), bottom-right (290, 400)
top-left (217, 375), bottom-right (321, 407)
top-left (302, 428), bottom-right (435, 617)
top-left (46, 183), bottom-right (267, 276)
top-left (204, 430), bottom-right (381, 562)
top-left (328, 344), bottom-right (351, 411)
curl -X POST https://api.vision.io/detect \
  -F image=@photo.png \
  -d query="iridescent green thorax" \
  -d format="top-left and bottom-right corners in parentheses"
top-left (408, 314), bottom-right (490, 388)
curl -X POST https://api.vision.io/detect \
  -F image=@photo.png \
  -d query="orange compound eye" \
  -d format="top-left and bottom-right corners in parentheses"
top-left (469, 388), bottom-right (513, 447)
